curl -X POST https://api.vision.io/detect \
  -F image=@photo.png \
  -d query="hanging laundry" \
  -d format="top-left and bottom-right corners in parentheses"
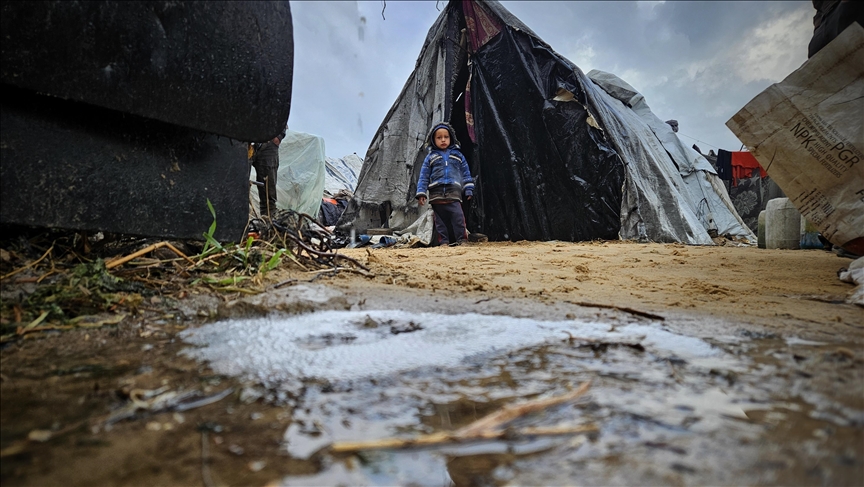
top-left (730, 151), bottom-right (767, 187)
top-left (716, 149), bottom-right (733, 182)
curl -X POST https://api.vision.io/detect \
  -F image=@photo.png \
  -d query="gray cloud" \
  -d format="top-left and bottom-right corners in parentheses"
top-left (288, 1), bottom-right (815, 157)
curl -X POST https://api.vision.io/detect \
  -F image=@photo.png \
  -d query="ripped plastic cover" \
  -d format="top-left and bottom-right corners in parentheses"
top-left (587, 70), bottom-right (755, 241)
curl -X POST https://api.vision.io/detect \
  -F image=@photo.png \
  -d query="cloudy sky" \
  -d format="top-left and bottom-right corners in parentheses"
top-left (288, 1), bottom-right (815, 158)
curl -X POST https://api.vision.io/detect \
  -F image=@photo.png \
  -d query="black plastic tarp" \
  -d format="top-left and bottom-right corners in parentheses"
top-left (467, 24), bottom-right (623, 241)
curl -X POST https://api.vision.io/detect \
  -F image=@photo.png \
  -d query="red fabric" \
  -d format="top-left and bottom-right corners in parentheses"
top-left (463, 1), bottom-right (503, 52)
top-left (730, 151), bottom-right (766, 187)
top-left (465, 70), bottom-right (475, 143)
top-left (463, 1), bottom-right (503, 143)
top-left (322, 198), bottom-right (337, 205)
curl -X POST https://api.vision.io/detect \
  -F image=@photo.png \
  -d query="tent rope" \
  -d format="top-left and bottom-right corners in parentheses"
top-left (677, 132), bottom-right (720, 151)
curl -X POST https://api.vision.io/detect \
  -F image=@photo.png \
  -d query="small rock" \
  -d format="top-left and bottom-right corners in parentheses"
top-left (248, 460), bottom-right (266, 472)
top-left (145, 422), bottom-right (162, 431)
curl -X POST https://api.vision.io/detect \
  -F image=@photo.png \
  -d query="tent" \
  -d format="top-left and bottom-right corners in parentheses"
top-left (338, 0), bottom-right (754, 244)
top-left (250, 129), bottom-right (326, 218)
top-left (586, 70), bottom-right (755, 241)
top-left (324, 154), bottom-right (364, 195)
top-left (318, 154), bottom-right (364, 227)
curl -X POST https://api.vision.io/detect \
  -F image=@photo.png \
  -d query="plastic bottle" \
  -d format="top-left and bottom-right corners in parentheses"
top-left (765, 197), bottom-right (801, 250)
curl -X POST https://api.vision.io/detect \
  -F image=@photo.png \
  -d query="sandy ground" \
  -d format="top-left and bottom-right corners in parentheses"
top-left (338, 240), bottom-right (863, 331)
top-left (1, 239), bottom-right (862, 486)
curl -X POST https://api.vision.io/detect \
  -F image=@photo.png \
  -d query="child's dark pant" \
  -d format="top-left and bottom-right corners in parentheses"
top-left (432, 201), bottom-right (467, 245)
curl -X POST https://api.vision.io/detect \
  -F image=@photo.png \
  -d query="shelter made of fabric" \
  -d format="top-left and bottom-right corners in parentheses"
top-left (324, 154), bottom-right (364, 194)
top-left (250, 129), bottom-right (325, 218)
top-left (338, 0), bottom-right (753, 245)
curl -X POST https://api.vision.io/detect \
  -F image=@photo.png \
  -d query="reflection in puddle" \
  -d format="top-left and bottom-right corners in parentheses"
top-left (180, 311), bottom-right (863, 486)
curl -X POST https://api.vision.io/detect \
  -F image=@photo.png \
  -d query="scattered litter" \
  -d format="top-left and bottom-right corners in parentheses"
top-left (838, 256), bottom-right (863, 306)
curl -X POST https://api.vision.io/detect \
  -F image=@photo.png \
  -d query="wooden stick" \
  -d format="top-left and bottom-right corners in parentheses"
top-left (331, 432), bottom-right (451, 453)
top-left (187, 251), bottom-right (229, 270)
top-left (105, 243), bottom-right (160, 269)
top-left (306, 267), bottom-right (374, 278)
top-left (284, 250), bottom-right (310, 271)
top-left (330, 424), bottom-right (598, 453)
top-left (330, 381), bottom-right (592, 453)
top-left (106, 242), bottom-right (194, 270)
top-left (272, 278), bottom-right (298, 289)
top-left (0, 244), bottom-right (54, 280)
top-left (566, 300), bottom-right (664, 321)
top-left (163, 242), bottom-right (196, 265)
top-left (17, 311), bottom-right (49, 335)
top-left (456, 380), bottom-right (591, 437)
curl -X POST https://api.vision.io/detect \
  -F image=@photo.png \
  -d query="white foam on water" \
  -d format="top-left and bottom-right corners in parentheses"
top-left (179, 310), bottom-right (724, 385)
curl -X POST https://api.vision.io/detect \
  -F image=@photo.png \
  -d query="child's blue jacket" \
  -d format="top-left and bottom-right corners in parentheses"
top-left (415, 146), bottom-right (475, 199)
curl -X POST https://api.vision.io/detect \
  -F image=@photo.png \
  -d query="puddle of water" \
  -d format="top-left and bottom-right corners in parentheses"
top-left (179, 310), bottom-right (725, 385)
top-left (180, 311), bottom-right (863, 486)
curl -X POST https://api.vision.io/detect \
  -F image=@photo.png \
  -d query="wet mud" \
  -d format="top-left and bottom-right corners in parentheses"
top-left (1, 241), bottom-right (862, 486)
top-left (180, 305), bottom-right (862, 486)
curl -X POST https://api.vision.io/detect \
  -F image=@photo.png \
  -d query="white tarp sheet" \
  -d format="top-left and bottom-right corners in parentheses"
top-left (251, 129), bottom-right (326, 218)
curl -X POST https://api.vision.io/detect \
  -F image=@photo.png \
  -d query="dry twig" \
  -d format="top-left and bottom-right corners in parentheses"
top-left (566, 300), bottom-right (664, 321)
top-left (105, 242), bottom-right (194, 270)
top-left (0, 244), bottom-right (54, 280)
top-left (330, 424), bottom-right (598, 453)
top-left (331, 380), bottom-right (592, 453)
top-left (456, 380), bottom-right (592, 437)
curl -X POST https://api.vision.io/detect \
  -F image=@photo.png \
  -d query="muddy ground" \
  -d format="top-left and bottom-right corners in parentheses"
top-left (1, 238), bottom-right (862, 486)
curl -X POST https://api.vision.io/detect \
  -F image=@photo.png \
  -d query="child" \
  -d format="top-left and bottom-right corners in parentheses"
top-left (415, 122), bottom-right (475, 246)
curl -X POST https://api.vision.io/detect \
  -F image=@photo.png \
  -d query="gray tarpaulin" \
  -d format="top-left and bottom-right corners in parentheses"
top-left (324, 154), bottom-right (364, 194)
top-left (587, 70), bottom-right (756, 242)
